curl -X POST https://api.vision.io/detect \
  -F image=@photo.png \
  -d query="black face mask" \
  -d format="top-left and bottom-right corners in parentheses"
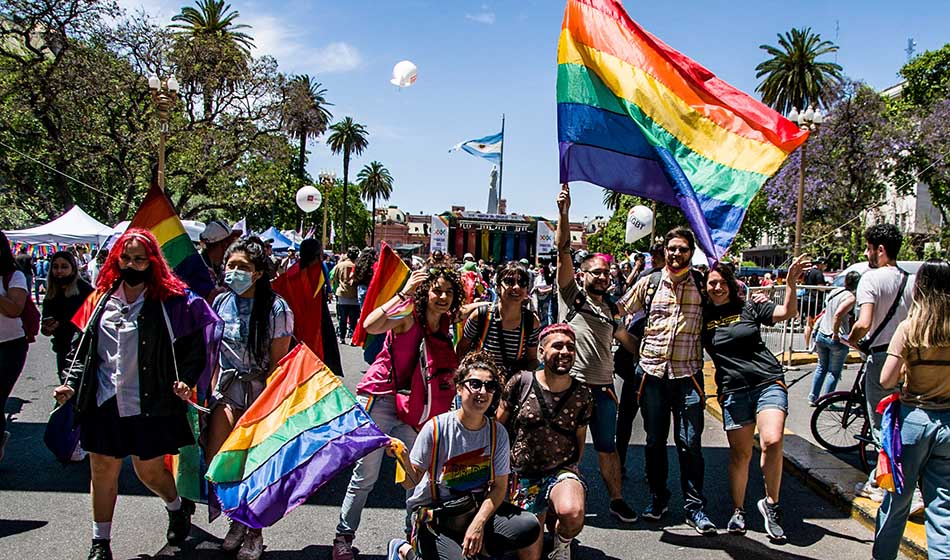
top-left (53, 275), bottom-right (75, 286)
top-left (119, 267), bottom-right (149, 287)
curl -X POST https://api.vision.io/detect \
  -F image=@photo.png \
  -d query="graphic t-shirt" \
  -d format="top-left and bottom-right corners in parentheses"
top-left (504, 372), bottom-right (592, 476)
top-left (703, 300), bottom-right (783, 394)
top-left (407, 411), bottom-right (510, 509)
top-left (213, 291), bottom-right (294, 375)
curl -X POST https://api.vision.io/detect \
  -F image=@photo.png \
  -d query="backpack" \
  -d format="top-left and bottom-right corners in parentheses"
top-left (394, 321), bottom-right (459, 430)
top-left (629, 268), bottom-right (706, 338)
top-left (505, 370), bottom-right (582, 469)
top-left (3, 272), bottom-right (40, 343)
top-left (474, 303), bottom-right (532, 373)
top-left (563, 288), bottom-right (620, 329)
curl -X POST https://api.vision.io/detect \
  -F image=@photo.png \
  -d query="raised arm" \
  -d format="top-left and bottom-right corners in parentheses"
top-left (362, 268), bottom-right (429, 335)
top-left (772, 254), bottom-right (811, 322)
top-left (555, 184), bottom-right (575, 291)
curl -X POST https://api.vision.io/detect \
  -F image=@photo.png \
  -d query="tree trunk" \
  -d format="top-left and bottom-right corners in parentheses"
top-left (341, 149), bottom-right (350, 250)
top-left (298, 133), bottom-right (307, 183)
top-left (371, 196), bottom-right (377, 248)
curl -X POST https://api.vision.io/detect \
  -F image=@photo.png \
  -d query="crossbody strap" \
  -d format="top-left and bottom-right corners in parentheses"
top-left (865, 269), bottom-right (909, 348)
top-left (428, 416), bottom-right (440, 501)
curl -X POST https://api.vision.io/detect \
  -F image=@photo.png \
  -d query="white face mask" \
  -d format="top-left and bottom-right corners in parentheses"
top-left (224, 269), bottom-right (254, 294)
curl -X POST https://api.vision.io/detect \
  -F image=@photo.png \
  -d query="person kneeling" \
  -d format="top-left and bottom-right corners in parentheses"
top-left (497, 324), bottom-right (590, 560)
top-left (388, 352), bottom-right (540, 560)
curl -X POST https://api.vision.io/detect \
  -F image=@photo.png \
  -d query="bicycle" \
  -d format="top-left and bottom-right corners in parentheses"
top-left (810, 363), bottom-right (877, 472)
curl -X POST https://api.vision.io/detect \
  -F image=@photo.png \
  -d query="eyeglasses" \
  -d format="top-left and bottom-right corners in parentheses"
top-left (666, 246), bottom-right (691, 254)
top-left (462, 378), bottom-right (500, 393)
top-left (119, 254), bottom-right (150, 265)
top-left (501, 277), bottom-right (528, 288)
top-left (585, 269), bottom-right (610, 277)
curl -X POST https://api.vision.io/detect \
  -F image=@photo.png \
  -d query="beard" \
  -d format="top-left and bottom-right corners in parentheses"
top-left (587, 285), bottom-right (607, 296)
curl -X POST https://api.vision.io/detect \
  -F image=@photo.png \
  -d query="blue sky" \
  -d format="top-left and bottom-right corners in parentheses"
top-left (123, 0), bottom-right (949, 222)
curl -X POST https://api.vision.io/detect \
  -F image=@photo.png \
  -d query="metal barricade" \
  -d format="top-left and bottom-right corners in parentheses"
top-left (746, 284), bottom-right (836, 368)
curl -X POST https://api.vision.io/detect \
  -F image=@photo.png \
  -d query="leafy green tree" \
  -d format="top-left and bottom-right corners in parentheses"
top-left (896, 44), bottom-right (950, 109)
top-left (282, 74), bottom-right (333, 184)
top-left (323, 178), bottom-right (371, 251)
top-left (170, 0), bottom-right (254, 120)
top-left (755, 27), bottom-right (843, 114)
top-left (357, 161), bottom-right (393, 247)
top-left (326, 116), bottom-right (369, 249)
top-left (588, 191), bottom-right (685, 257)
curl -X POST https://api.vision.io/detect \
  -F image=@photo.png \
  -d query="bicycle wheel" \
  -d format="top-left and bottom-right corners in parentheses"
top-left (857, 420), bottom-right (877, 474)
top-left (810, 392), bottom-right (866, 452)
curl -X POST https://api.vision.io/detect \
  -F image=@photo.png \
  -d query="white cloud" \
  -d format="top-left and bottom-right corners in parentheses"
top-left (465, 11), bottom-right (496, 25)
top-left (246, 14), bottom-right (362, 74)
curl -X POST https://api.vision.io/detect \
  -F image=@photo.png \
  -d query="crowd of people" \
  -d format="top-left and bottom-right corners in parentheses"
top-left (0, 186), bottom-right (948, 560)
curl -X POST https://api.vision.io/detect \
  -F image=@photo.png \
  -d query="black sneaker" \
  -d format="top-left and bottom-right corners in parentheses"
top-left (686, 509), bottom-right (718, 535)
top-left (166, 497), bottom-right (196, 545)
top-left (727, 508), bottom-right (746, 535)
top-left (641, 498), bottom-right (668, 521)
top-left (608, 499), bottom-right (638, 523)
top-left (88, 539), bottom-right (113, 560)
top-left (757, 498), bottom-right (786, 541)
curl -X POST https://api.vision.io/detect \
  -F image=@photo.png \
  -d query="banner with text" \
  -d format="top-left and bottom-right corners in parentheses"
top-left (430, 215), bottom-right (449, 254)
top-left (536, 220), bottom-right (555, 256)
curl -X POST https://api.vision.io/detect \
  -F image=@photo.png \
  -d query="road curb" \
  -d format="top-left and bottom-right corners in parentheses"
top-left (702, 359), bottom-right (928, 559)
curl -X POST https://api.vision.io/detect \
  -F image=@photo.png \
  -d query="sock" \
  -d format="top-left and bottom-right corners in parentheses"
top-left (165, 496), bottom-right (182, 511)
top-left (93, 521), bottom-right (112, 540)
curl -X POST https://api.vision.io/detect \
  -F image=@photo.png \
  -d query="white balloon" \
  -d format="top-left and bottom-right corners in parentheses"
top-left (295, 185), bottom-right (322, 213)
top-left (624, 205), bottom-right (653, 243)
top-left (390, 60), bottom-right (418, 88)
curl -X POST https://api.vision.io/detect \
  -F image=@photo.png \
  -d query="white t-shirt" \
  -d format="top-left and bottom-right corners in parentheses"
top-left (0, 270), bottom-right (27, 343)
top-left (855, 266), bottom-right (914, 349)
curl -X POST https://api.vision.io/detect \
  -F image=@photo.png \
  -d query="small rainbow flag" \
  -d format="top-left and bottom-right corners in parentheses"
top-left (351, 242), bottom-right (410, 350)
top-left (129, 184), bottom-right (214, 299)
top-left (875, 393), bottom-right (904, 494)
top-left (206, 343), bottom-right (390, 528)
top-left (557, 0), bottom-right (808, 258)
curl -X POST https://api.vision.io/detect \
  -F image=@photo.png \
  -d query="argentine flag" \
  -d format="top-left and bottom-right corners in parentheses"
top-left (449, 132), bottom-right (502, 164)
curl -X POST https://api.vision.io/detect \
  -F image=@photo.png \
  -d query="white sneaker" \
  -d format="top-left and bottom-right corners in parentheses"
top-left (547, 536), bottom-right (572, 560)
top-left (855, 481), bottom-right (886, 503)
top-left (910, 489), bottom-right (925, 517)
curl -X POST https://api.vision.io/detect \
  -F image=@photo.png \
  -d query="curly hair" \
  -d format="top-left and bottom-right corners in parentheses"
top-left (412, 265), bottom-right (463, 320)
top-left (353, 248), bottom-right (377, 287)
top-left (97, 228), bottom-right (186, 300)
top-left (454, 350), bottom-right (505, 389)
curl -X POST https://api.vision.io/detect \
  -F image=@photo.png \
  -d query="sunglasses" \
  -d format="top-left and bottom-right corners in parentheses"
top-left (501, 277), bottom-right (528, 288)
top-left (462, 378), bottom-right (500, 393)
top-left (666, 246), bottom-right (691, 254)
top-left (585, 269), bottom-right (610, 277)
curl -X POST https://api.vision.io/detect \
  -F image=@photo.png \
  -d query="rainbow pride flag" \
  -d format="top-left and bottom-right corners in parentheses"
top-left (207, 343), bottom-right (390, 528)
top-left (351, 242), bottom-right (410, 350)
top-left (129, 184), bottom-right (214, 299)
top-left (875, 393), bottom-right (904, 494)
top-left (557, 0), bottom-right (808, 258)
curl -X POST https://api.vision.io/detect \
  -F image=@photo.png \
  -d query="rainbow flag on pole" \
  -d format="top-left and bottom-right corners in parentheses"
top-left (129, 184), bottom-right (214, 299)
top-left (351, 242), bottom-right (411, 350)
top-left (206, 343), bottom-right (390, 528)
top-left (557, 0), bottom-right (808, 258)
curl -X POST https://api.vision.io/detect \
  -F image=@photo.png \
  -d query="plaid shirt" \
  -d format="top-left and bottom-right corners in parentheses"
top-left (619, 269), bottom-right (704, 379)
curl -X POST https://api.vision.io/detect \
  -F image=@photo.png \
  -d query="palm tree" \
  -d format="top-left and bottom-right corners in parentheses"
top-left (755, 27), bottom-right (843, 114)
top-left (358, 161), bottom-right (394, 247)
top-left (283, 75), bottom-right (334, 183)
top-left (170, 0), bottom-right (255, 118)
top-left (326, 117), bottom-right (369, 248)
top-left (603, 189), bottom-right (626, 212)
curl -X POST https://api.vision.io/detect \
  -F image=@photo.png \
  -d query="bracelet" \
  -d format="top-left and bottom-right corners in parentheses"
top-left (396, 291), bottom-right (408, 301)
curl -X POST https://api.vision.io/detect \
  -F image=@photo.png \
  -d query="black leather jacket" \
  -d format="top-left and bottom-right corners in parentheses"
top-left (64, 289), bottom-right (206, 421)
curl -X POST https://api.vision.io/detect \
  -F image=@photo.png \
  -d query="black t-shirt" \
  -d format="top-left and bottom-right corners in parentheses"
top-left (41, 279), bottom-right (94, 352)
top-left (702, 300), bottom-right (783, 394)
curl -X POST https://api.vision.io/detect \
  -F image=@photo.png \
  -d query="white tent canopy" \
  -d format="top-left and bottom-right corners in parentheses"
top-left (113, 219), bottom-right (204, 243)
top-left (4, 205), bottom-right (115, 245)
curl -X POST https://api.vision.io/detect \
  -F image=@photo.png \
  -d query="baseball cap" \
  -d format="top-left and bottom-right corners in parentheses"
top-left (200, 219), bottom-right (233, 244)
top-left (519, 258), bottom-right (530, 265)
top-left (463, 252), bottom-right (474, 261)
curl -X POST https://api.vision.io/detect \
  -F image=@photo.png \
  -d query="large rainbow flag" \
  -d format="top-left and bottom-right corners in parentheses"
top-left (207, 343), bottom-right (390, 528)
top-left (129, 184), bottom-right (214, 299)
top-left (557, 0), bottom-right (808, 258)
top-left (351, 242), bottom-right (411, 350)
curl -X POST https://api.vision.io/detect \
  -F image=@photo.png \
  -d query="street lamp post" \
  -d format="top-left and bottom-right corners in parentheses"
top-left (318, 170), bottom-right (336, 248)
top-left (788, 104), bottom-right (824, 258)
top-left (148, 75), bottom-right (179, 191)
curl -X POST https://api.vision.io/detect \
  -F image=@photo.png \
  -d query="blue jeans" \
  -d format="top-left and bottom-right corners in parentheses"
top-left (873, 406), bottom-right (950, 560)
top-left (587, 383), bottom-right (619, 453)
top-left (639, 367), bottom-right (707, 513)
top-left (810, 332), bottom-right (849, 402)
top-left (337, 394), bottom-right (417, 537)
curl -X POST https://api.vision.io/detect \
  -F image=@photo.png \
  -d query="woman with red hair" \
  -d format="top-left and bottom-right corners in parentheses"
top-left (53, 228), bottom-right (221, 560)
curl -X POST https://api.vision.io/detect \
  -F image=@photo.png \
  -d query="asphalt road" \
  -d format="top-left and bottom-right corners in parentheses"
top-left (0, 337), bottom-right (904, 559)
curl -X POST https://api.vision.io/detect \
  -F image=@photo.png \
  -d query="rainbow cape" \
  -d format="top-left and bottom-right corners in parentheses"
top-left (129, 184), bottom-right (214, 299)
top-left (207, 343), bottom-right (390, 527)
top-left (557, 0), bottom-right (808, 258)
top-left (272, 261), bottom-right (326, 361)
top-left (352, 242), bottom-right (410, 351)
top-left (875, 393), bottom-right (904, 494)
